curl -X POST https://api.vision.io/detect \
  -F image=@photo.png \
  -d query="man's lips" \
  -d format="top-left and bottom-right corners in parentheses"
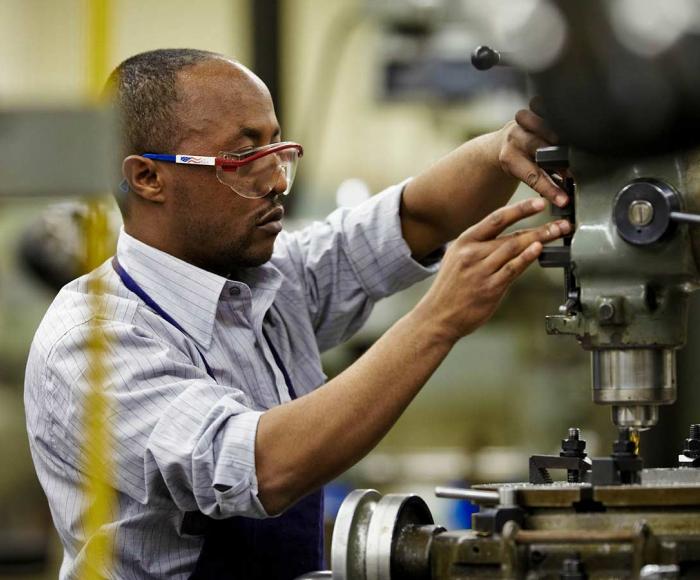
top-left (258, 205), bottom-right (285, 225)
top-left (256, 206), bottom-right (284, 233)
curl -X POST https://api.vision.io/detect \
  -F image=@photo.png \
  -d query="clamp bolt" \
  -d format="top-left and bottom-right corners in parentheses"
top-left (598, 302), bottom-right (616, 322)
top-left (628, 200), bottom-right (654, 227)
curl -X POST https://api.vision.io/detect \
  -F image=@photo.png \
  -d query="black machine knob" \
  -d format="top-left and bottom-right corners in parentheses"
top-left (471, 45), bottom-right (503, 70)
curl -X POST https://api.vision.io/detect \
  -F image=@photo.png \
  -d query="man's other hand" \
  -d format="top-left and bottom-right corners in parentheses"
top-left (415, 197), bottom-right (570, 343)
top-left (497, 99), bottom-right (569, 208)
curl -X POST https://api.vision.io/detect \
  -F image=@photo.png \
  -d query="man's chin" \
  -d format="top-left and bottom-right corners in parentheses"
top-left (235, 243), bottom-right (276, 269)
top-left (239, 253), bottom-right (273, 268)
top-left (221, 232), bottom-right (278, 270)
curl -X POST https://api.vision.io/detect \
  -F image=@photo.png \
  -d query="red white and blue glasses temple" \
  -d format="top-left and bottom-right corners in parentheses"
top-left (141, 154), bottom-right (216, 166)
top-left (140, 142), bottom-right (303, 172)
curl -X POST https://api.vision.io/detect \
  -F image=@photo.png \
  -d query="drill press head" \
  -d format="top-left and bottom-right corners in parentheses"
top-left (471, 0), bottom-right (700, 431)
top-left (543, 150), bottom-right (700, 430)
top-left (522, 1), bottom-right (700, 431)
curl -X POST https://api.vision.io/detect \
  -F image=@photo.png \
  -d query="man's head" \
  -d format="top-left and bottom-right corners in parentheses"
top-left (109, 48), bottom-right (290, 274)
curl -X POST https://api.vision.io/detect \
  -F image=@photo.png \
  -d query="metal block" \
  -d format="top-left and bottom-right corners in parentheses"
top-left (642, 468), bottom-right (700, 485)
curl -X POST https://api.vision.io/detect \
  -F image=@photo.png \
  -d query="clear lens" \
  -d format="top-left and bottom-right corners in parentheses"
top-left (216, 146), bottom-right (300, 199)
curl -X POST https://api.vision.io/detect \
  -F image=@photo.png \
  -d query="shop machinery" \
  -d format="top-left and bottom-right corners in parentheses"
top-left (303, 3), bottom-right (700, 578)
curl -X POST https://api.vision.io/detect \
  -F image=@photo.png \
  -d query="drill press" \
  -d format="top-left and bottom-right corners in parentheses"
top-left (538, 146), bottom-right (700, 432)
top-left (299, 3), bottom-right (700, 577)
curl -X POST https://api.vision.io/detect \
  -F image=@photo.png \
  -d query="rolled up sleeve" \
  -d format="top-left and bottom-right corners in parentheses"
top-left (44, 319), bottom-right (268, 521)
top-left (338, 180), bottom-right (443, 299)
top-left (281, 181), bottom-right (443, 351)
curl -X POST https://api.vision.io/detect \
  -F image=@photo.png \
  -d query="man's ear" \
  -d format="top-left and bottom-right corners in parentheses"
top-left (122, 156), bottom-right (167, 203)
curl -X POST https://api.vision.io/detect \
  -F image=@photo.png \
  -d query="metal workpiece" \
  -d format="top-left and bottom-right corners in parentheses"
top-left (643, 468), bottom-right (700, 485)
top-left (591, 428), bottom-right (644, 485)
top-left (640, 565), bottom-right (680, 579)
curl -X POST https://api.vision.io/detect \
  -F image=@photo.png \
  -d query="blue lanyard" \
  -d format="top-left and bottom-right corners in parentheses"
top-left (112, 257), bottom-right (216, 379)
top-left (111, 257), bottom-right (297, 400)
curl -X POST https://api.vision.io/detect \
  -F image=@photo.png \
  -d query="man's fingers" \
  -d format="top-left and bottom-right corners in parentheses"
top-left (502, 153), bottom-right (568, 207)
top-left (515, 107), bottom-right (558, 145)
top-left (489, 241), bottom-right (543, 288)
top-left (481, 219), bottom-right (571, 273)
top-left (464, 198), bottom-right (547, 242)
top-left (506, 108), bottom-right (568, 206)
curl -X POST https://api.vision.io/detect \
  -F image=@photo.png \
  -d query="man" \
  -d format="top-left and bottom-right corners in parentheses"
top-left (25, 48), bottom-right (569, 579)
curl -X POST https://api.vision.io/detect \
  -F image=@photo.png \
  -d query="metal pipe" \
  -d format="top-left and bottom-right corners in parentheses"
top-left (671, 211), bottom-right (700, 225)
top-left (435, 487), bottom-right (500, 504)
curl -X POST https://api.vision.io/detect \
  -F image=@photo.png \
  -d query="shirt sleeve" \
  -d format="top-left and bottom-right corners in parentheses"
top-left (41, 318), bottom-right (269, 520)
top-left (280, 180), bottom-right (443, 352)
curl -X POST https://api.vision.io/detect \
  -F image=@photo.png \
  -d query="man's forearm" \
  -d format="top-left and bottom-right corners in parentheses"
top-left (400, 130), bottom-right (519, 259)
top-left (253, 197), bottom-right (569, 515)
top-left (255, 308), bottom-right (454, 515)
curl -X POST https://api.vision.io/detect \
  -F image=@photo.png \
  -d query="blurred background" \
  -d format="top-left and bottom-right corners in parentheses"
top-left (2, 0), bottom-right (700, 576)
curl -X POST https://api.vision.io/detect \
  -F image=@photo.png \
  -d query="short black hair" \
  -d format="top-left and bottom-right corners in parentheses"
top-left (107, 48), bottom-right (223, 156)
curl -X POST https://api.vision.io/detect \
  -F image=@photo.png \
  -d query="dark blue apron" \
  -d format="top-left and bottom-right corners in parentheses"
top-left (112, 257), bottom-right (324, 580)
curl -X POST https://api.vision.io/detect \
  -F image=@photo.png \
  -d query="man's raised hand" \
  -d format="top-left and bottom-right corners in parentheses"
top-left (416, 197), bottom-right (570, 343)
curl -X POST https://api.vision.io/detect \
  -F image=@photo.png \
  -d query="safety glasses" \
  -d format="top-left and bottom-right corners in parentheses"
top-left (140, 141), bottom-right (303, 199)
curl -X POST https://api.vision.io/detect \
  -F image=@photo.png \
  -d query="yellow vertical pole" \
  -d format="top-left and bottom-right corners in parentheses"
top-left (79, 0), bottom-right (115, 578)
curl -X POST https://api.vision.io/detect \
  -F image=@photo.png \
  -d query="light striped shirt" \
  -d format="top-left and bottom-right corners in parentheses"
top-left (24, 183), bottom-right (441, 579)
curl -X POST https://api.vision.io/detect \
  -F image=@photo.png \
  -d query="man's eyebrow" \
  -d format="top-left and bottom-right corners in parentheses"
top-left (236, 126), bottom-right (281, 141)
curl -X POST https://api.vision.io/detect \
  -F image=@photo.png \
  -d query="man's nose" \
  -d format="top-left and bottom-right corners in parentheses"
top-left (272, 167), bottom-right (289, 195)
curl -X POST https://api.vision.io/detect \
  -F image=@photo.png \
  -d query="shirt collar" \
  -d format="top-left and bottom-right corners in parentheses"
top-left (115, 229), bottom-right (229, 349)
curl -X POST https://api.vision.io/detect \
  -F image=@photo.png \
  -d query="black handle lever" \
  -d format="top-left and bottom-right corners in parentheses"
top-left (539, 246), bottom-right (571, 268)
top-left (670, 211), bottom-right (700, 225)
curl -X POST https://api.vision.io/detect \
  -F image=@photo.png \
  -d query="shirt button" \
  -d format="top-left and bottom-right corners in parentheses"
top-left (229, 286), bottom-right (241, 297)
